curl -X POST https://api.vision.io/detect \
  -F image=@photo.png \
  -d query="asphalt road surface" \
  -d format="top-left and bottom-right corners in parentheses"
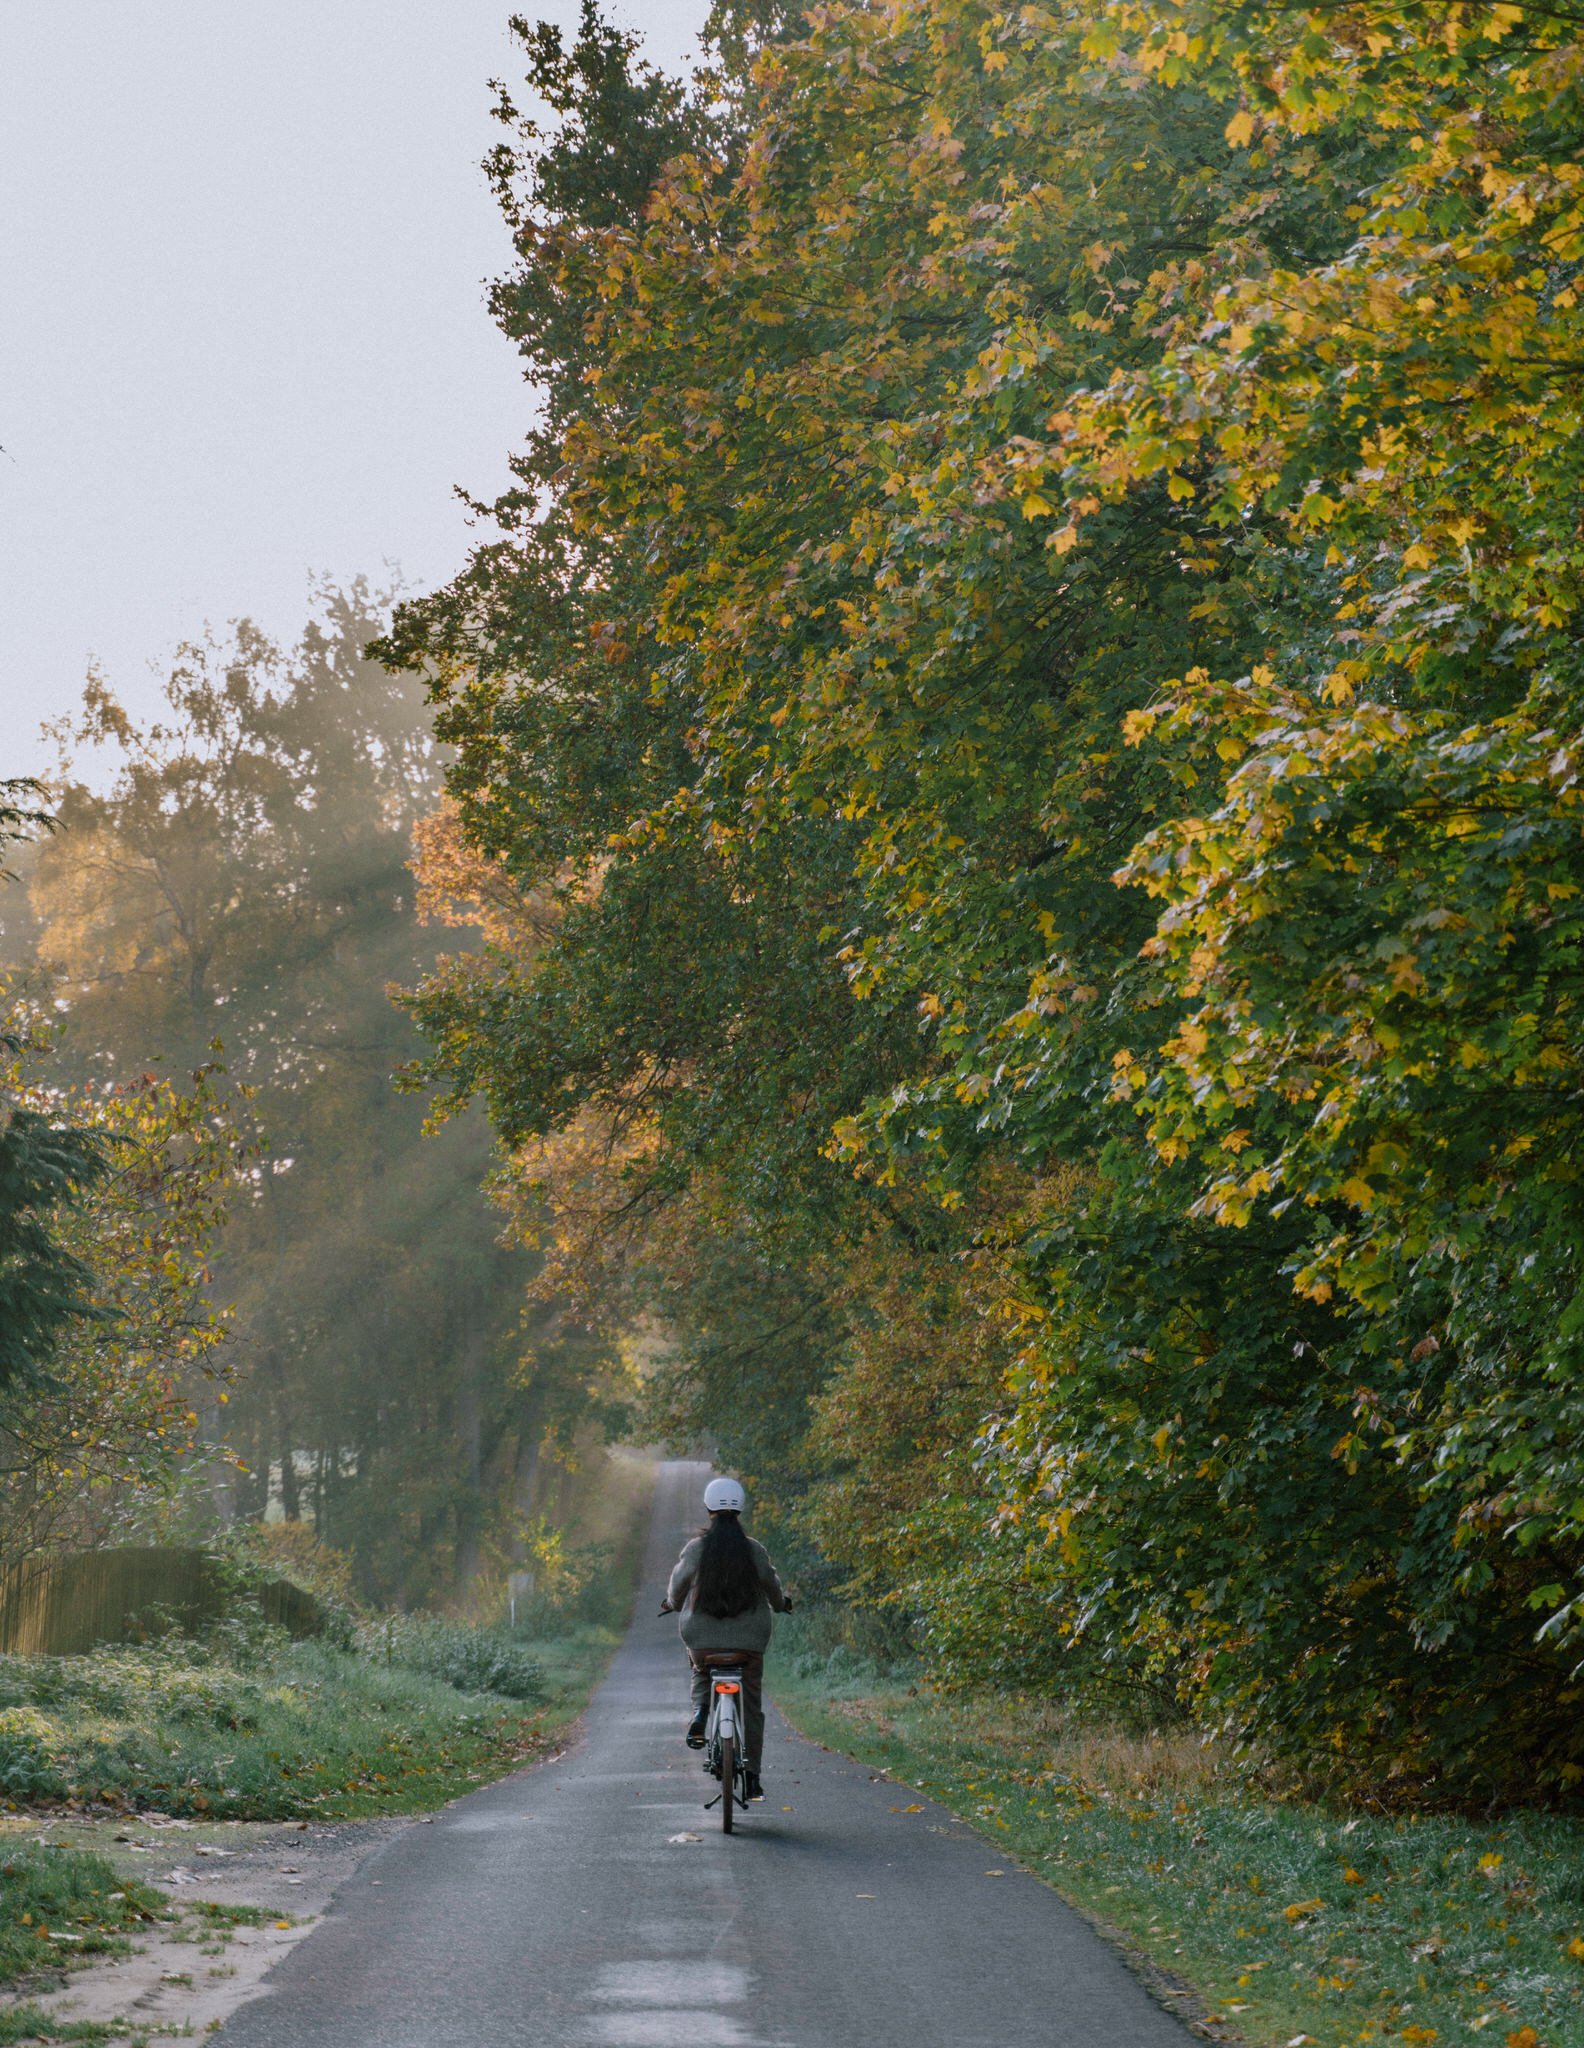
top-left (220, 1460), bottom-right (1195, 2047)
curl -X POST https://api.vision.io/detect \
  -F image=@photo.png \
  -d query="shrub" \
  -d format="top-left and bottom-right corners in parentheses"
top-left (3, 1642), bottom-right (271, 1732)
top-left (0, 1705), bottom-right (68, 1798)
top-left (364, 1617), bottom-right (546, 1702)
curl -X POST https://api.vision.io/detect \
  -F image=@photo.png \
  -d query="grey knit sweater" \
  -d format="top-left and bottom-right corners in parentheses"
top-left (666, 1532), bottom-right (789, 1652)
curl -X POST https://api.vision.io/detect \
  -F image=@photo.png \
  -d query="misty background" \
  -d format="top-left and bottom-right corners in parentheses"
top-left (1, 0), bottom-right (709, 774)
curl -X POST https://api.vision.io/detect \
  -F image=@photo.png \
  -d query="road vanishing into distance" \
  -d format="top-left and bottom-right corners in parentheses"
top-left (220, 1461), bottom-right (1195, 2048)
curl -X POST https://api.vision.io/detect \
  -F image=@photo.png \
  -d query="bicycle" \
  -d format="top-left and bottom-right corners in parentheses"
top-left (658, 1596), bottom-right (791, 1835)
top-left (699, 1660), bottom-right (751, 1833)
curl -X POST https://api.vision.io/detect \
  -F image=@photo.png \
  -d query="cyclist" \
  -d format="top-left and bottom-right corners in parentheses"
top-left (658, 1476), bottom-right (791, 1802)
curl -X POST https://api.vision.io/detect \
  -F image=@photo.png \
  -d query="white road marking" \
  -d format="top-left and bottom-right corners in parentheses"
top-left (590, 1961), bottom-right (750, 2004)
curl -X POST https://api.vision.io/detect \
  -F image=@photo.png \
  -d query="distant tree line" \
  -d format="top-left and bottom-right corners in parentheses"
top-left (0, 587), bottom-right (629, 1606)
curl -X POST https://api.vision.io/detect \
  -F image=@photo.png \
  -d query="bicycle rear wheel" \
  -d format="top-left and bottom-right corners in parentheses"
top-left (720, 1734), bottom-right (735, 1833)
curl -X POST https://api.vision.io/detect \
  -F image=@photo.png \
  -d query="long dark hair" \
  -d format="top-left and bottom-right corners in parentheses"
top-left (692, 1512), bottom-right (761, 1619)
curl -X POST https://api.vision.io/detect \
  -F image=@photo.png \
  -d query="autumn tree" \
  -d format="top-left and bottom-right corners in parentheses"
top-left (0, 999), bottom-right (239, 1569)
top-left (387, 0), bottom-right (1584, 1793)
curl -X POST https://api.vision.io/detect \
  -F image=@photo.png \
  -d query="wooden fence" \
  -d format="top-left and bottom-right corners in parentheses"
top-left (0, 1547), bottom-right (326, 1655)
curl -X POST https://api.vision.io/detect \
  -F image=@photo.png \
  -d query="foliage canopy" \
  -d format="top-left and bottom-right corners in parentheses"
top-left (387, 0), bottom-right (1584, 1797)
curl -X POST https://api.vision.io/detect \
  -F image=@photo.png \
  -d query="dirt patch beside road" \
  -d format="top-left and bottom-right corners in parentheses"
top-left (0, 1809), bottom-right (410, 2038)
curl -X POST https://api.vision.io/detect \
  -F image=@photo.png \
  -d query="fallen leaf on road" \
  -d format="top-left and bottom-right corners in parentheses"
top-left (668, 1832), bottom-right (702, 1844)
top-left (889, 1804), bottom-right (924, 1813)
top-left (274, 1921), bottom-right (291, 1931)
top-left (855, 1893), bottom-right (876, 1899)
top-left (984, 1870), bottom-right (1005, 1878)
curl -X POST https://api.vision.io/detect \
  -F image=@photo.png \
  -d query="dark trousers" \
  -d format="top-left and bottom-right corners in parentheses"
top-left (688, 1649), bottom-right (765, 1770)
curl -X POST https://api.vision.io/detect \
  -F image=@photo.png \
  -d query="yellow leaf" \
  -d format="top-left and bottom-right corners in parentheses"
top-left (1048, 524), bottom-right (1080, 555)
top-left (1152, 1423), bottom-right (1172, 1455)
top-left (1342, 1867), bottom-right (1363, 1884)
top-left (1021, 492), bottom-right (1057, 520)
top-left (1403, 542), bottom-right (1433, 570)
top-left (1566, 1935), bottom-right (1584, 1962)
top-left (1122, 709), bottom-right (1157, 744)
top-left (1506, 2030), bottom-right (1540, 2048)
top-left (1338, 1176), bottom-right (1375, 1211)
top-left (1282, 1898), bottom-right (1325, 1921)
top-left (1224, 108), bottom-right (1256, 147)
top-left (1167, 474), bottom-right (1196, 502)
top-left (1479, 1852), bottom-right (1504, 1873)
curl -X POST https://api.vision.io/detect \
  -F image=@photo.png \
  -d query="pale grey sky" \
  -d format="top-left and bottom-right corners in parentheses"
top-left (1, 0), bottom-right (709, 778)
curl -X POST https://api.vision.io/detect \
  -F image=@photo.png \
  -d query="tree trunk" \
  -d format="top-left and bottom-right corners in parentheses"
top-left (453, 1307), bottom-right (485, 1601)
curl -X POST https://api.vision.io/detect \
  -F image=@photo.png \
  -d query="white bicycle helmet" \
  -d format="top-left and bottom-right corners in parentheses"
top-left (703, 1476), bottom-right (746, 1514)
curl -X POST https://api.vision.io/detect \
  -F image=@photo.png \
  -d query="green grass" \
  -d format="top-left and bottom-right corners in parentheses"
top-left (190, 1900), bottom-right (272, 1929)
top-left (0, 2008), bottom-right (130, 2044)
top-left (0, 1617), bottom-right (619, 1824)
top-left (0, 1842), bottom-right (164, 1986)
top-left (772, 1633), bottom-right (1584, 2048)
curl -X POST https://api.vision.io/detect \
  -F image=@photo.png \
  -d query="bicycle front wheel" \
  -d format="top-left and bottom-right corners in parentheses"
top-left (720, 1734), bottom-right (735, 1834)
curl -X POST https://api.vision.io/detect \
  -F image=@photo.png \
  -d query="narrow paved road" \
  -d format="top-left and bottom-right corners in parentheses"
top-left (221, 1462), bottom-right (1195, 2047)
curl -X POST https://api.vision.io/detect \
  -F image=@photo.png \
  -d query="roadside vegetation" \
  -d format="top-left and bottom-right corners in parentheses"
top-left (0, 1447), bottom-right (648, 1834)
top-left (0, 1621), bottom-right (591, 1825)
top-left (0, 1843), bottom-right (163, 1989)
top-left (774, 1629), bottom-right (1584, 2048)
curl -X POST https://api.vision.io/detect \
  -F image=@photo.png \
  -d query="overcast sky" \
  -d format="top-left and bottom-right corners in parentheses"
top-left (1, 0), bottom-right (709, 779)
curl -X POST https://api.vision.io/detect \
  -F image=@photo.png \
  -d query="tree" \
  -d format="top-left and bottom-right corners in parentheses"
top-left (14, 591), bottom-right (603, 1607)
top-left (0, 1000), bottom-right (238, 1570)
top-left (386, 0), bottom-right (1584, 1794)
top-left (0, 783), bottom-right (106, 1397)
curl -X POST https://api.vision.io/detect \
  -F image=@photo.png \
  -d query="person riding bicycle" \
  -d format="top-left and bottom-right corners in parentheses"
top-left (658, 1476), bottom-right (790, 1802)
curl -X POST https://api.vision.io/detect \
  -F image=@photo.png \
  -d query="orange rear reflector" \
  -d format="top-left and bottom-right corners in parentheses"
top-left (716, 1681), bottom-right (741, 1693)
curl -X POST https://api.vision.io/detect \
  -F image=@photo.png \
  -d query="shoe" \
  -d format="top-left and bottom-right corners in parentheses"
top-left (743, 1770), bottom-right (764, 1801)
top-left (685, 1715), bottom-right (707, 1750)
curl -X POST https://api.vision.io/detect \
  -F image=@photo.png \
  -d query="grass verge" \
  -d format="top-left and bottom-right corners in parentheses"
top-left (0, 1841), bottom-right (162, 1986)
top-left (772, 1635), bottom-right (1584, 2048)
top-left (0, 2010), bottom-right (127, 2044)
top-left (0, 1619), bottom-right (617, 1825)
